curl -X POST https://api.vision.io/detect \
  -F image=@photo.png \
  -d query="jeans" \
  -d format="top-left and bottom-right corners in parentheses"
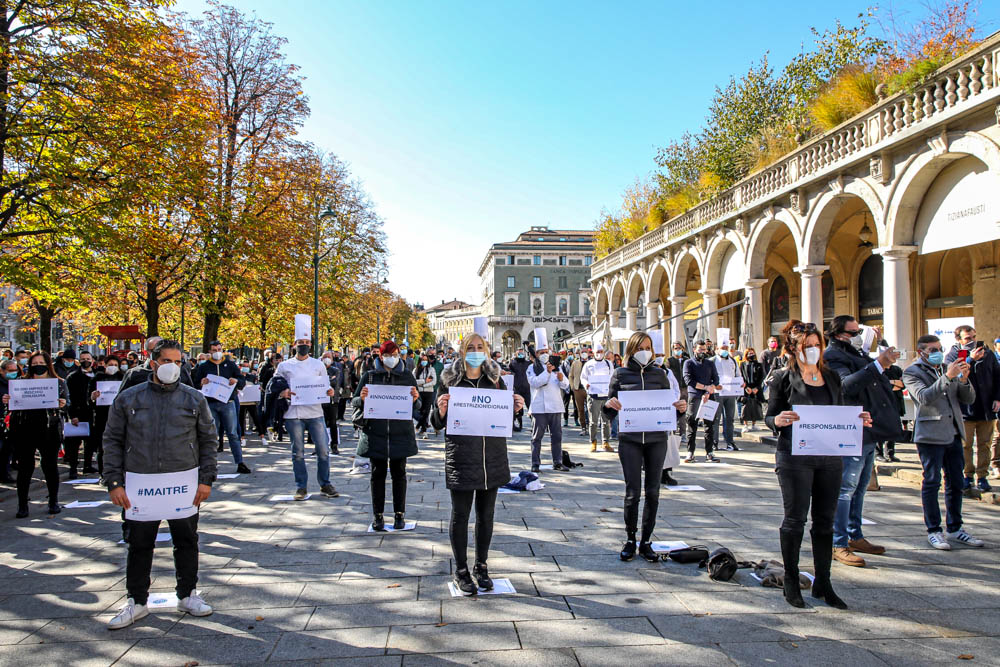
top-left (686, 394), bottom-right (718, 455)
top-left (917, 436), bottom-right (965, 534)
top-left (371, 457), bottom-right (407, 515)
top-left (618, 439), bottom-right (667, 542)
top-left (833, 443), bottom-right (876, 547)
top-left (285, 417), bottom-right (331, 490)
top-left (713, 395), bottom-right (737, 447)
top-left (587, 396), bottom-right (610, 444)
top-left (449, 488), bottom-right (498, 570)
top-left (123, 512), bottom-right (199, 605)
top-left (208, 400), bottom-right (243, 464)
top-left (530, 413), bottom-right (563, 466)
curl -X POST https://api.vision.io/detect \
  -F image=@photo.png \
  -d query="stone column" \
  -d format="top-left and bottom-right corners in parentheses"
top-left (670, 296), bottom-right (687, 348)
top-left (701, 289), bottom-right (720, 340)
top-left (625, 306), bottom-right (638, 332)
top-left (795, 265), bottom-right (829, 326)
top-left (745, 278), bottom-right (768, 352)
top-left (606, 310), bottom-right (618, 328)
top-left (645, 301), bottom-right (660, 333)
top-left (876, 246), bottom-right (917, 358)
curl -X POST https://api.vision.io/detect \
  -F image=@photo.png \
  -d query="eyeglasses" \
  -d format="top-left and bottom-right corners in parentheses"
top-left (791, 323), bottom-right (819, 333)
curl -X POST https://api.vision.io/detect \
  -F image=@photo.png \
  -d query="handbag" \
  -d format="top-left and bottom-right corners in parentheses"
top-left (667, 545), bottom-right (709, 563)
top-left (663, 433), bottom-right (681, 469)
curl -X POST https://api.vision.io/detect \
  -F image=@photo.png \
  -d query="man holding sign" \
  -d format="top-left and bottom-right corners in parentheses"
top-left (683, 340), bottom-right (722, 463)
top-left (102, 339), bottom-right (218, 630)
top-left (581, 344), bottom-right (615, 452)
top-left (192, 340), bottom-right (249, 475)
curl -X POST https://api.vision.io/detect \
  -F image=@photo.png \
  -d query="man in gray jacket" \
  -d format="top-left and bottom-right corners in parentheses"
top-left (103, 339), bottom-right (219, 629)
top-left (902, 334), bottom-right (984, 551)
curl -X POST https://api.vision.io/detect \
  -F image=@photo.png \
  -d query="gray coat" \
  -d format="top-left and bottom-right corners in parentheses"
top-left (902, 359), bottom-right (975, 446)
top-left (102, 380), bottom-right (219, 491)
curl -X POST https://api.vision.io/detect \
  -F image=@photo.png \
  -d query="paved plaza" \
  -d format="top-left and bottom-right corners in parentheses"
top-left (2, 424), bottom-right (1000, 666)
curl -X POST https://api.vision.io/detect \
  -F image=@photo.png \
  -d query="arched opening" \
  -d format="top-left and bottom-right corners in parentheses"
top-left (532, 297), bottom-right (543, 317)
top-left (770, 275), bottom-right (790, 329)
top-left (747, 215), bottom-right (800, 337)
top-left (501, 329), bottom-right (522, 358)
top-left (558, 297), bottom-right (568, 316)
top-left (857, 255), bottom-right (884, 327)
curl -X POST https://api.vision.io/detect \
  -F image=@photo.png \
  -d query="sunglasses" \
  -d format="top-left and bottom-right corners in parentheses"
top-left (791, 323), bottom-right (819, 333)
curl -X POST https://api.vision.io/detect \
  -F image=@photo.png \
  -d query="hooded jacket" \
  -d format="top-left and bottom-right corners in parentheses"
top-left (352, 358), bottom-right (419, 460)
top-left (430, 357), bottom-right (511, 490)
top-left (603, 357), bottom-right (680, 447)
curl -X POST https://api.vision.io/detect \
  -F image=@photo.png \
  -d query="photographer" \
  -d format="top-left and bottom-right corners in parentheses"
top-left (945, 325), bottom-right (1000, 492)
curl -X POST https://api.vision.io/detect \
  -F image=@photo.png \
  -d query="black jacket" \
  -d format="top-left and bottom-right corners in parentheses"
top-left (352, 359), bottom-right (419, 460)
top-left (431, 358), bottom-right (511, 491)
top-left (66, 368), bottom-right (96, 421)
top-left (192, 358), bottom-right (246, 404)
top-left (262, 374), bottom-right (289, 427)
top-left (945, 344), bottom-right (1000, 421)
top-left (741, 360), bottom-right (765, 391)
top-left (603, 357), bottom-right (682, 447)
top-left (884, 364), bottom-right (906, 417)
top-left (508, 357), bottom-right (532, 395)
top-left (765, 367), bottom-right (844, 453)
top-left (823, 339), bottom-right (902, 444)
top-left (666, 356), bottom-right (689, 400)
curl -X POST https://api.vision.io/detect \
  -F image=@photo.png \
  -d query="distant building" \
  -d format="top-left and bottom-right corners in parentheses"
top-left (478, 225), bottom-right (594, 357)
top-left (425, 299), bottom-right (479, 350)
top-left (0, 286), bottom-right (26, 352)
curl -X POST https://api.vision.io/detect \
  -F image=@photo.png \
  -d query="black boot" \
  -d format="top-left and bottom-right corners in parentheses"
top-left (638, 542), bottom-right (659, 562)
top-left (810, 529), bottom-right (847, 609)
top-left (472, 562), bottom-right (493, 590)
top-left (371, 513), bottom-right (385, 531)
top-left (15, 504), bottom-right (28, 519)
top-left (393, 512), bottom-right (405, 530)
top-left (661, 468), bottom-right (678, 486)
top-left (779, 529), bottom-right (805, 608)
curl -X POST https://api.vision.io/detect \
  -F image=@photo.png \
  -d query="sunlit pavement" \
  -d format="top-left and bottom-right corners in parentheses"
top-left (2, 421), bottom-right (1000, 666)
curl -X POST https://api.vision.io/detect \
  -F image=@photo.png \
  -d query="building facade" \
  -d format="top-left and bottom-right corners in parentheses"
top-left (589, 35), bottom-right (1000, 361)
top-left (479, 225), bottom-right (594, 356)
top-left (425, 299), bottom-right (478, 350)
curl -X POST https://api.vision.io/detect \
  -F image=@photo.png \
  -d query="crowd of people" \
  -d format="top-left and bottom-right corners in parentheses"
top-left (0, 314), bottom-right (996, 628)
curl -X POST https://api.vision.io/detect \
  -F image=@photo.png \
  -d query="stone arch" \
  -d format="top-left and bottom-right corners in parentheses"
top-left (803, 177), bottom-right (885, 265)
top-left (646, 260), bottom-right (670, 305)
top-left (625, 269), bottom-right (646, 308)
top-left (669, 246), bottom-right (704, 298)
top-left (746, 209), bottom-right (803, 278)
top-left (704, 231), bottom-right (748, 292)
top-left (887, 130), bottom-right (1000, 247)
top-left (609, 276), bottom-right (626, 314)
top-left (594, 282), bottom-right (610, 321)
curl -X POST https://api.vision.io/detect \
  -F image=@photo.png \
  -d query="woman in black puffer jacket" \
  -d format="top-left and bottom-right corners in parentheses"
top-left (353, 341), bottom-right (420, 532)
top-left (603, 332), bottom-right (688, 562)
top-left (431, 333), bottom-right (525, 596)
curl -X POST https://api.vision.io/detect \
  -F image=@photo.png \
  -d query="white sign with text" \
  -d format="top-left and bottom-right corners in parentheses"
top-left (618, 389), bottom-right (677, 432)
top-left (446, 386), bottom-right (514, 438)
top-left (364, 384), bottom-right (414, 420)
top-left (790, 404), bottom-right (864, 456)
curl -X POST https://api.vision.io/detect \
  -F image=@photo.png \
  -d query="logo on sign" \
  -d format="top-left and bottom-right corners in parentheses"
top-left (798, 440), bottom-right (807, 449)
top-left (452, 419), bottom-right (461, 428)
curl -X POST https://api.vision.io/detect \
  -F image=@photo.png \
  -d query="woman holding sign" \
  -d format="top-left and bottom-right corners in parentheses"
top-left (2, 351), bottom-right (69, 517)
top-left (765, 321), bottom-right (872, 610)
top-left (432, 332), bottom-right (525, 595)
top-left (353, 341), bottom-right (420, 532)
top-left (603, 332), bottom-right (687, 562)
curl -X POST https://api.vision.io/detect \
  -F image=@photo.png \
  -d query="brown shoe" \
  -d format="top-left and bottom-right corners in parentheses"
top-left (833, 546), bottom-right (866, 567)
top-left (848, 538), bottom-right (886, 555)
top-left (603, 443), bottom-right (614, 452)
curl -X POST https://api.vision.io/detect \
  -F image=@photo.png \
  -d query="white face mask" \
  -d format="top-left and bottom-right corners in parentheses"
top-left (382, 355), bottom-right (400, 369)
top-left (155, 361), bottom-right (181, 384)
top-left (653, 356), bottom-right (664, 366)
top-left (798, 347), bottom-right (821, 366)
top-left (323, 358), bottom-right (332, 366)
top-left (595, 352), bottom-right (604, 360)
top-left (538, 353), bottom-right (550, 365)
top-left (211, 351), bottom-right (223, 361)
top-left (634, 350), bottom-right (653, 365)
top-left (105, 365), bottom-right (118, 375)
top-left (849, 333), bottom-right (864, 350)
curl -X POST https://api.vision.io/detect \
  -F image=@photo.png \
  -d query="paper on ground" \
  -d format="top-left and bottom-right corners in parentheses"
top-left (65, 500), bottom-right (110, 508)
top-left (650, 541), bottom-right (690, 553)
top-left (119, 533), bottom-right (171, 545)
top-left (448, 577), bottom-right (516, 597)
top-left (147, 590), bottom-right (199, 609)
top-left (539, 464), bottom-right (553, 470)
top-left (215, 473), bottom-right (240, 479)
top-left (271, 494), bottom-right (311, 501)
top-left (497, 488), bottom-right (520, 494)
top-left (751, 571), bottom-right (814, 583)
top-left (861, 517), bottom-right (876, 525)
top-left (664, 485), bottom-right (705, 491)
top-left (63, 478), bottom-right (102, 485)
top-left (367, 521), bottom-right (417, 533)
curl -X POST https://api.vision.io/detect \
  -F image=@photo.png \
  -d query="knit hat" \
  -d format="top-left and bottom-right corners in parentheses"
top-left (379, 340), bottom-right (399, 356)
top-left (62, 349), bottom-right (77, 359)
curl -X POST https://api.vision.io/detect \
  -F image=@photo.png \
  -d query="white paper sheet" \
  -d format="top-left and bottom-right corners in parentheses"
top-left (861, 517), bottom-right (876, 525)
top-left (790, 404), bottom-right (864, 456)
top-left (271, 494), bottom-right (312, 501)
top-left (239, 383), bottom-right (261, 403)
top-left (696, 399), bottom-right (719, 422)
top-left (367, 521), bottom-right (417, 533)
top-left (119, 533), bottom-right (171, 545)
top-left (65, 500), bottom-right (111, 508)
top-left (63, 421), bottom-right (90, 437)
top-left (650, 541), bottom-right (690, 553)
top-left (201, 374), bottom-right (236, 403)
top-left (290, 375), bottom-right (329, 406)
top-left (63, 477), bottom-right (102, 485)
top-left (446, 386), bottom-right (513, 438)
top-left (125, 468), bottom-right (198, 521)
top-left (215, 473), bottom-right (240, 479)
top-left (664, 485), bottom-right (705, 491)
top-left (95, 380), bottom-right (121, 406)
top-left (146, 589), bottom-right (199, 609)
top-left (363, 384), bottom-right (414, 420)
top-left (448, 577), bottom-right (516, 597)
top-left (8, 378), bottom-right (58, 410)
top-left (618, 389), bottom-right (677, 432)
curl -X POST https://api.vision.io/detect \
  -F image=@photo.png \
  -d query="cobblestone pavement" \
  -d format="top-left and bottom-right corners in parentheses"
top-left (2, 422), bottom-right (1000, 666)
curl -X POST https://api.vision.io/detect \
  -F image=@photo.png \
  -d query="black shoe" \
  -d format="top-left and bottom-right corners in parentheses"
top-left (82, 467), bottom-right (97, 474)
top-left (472, 562), bottom-right (493, 591)
top-left (887, 455), bottom-right (901, 462)
top-left (531, 465), bottom-right (540, 473)
top-left (237, 463), bottom-right (252, 474)
top-left (812, 578), bottom-right (847, 609)
top-left (67, 469), bottom-right (78, 480)
top-left (513, 426), bottom-right (522, 433)
top-left (320, 484), bottom-right (339, 498)
top-left (15, 505), bottom-right (28, 519)
top-left (620, 541), bottom-right (637, 561)
top-left (552, 463), bottom-right (570, 472)
top-left (638, 542), bottom-right (660, 562)
top-left (331, 447), bottom-right (340, 455)
top-left (372, 513), bottom-right (385, 531)
top-left (453, 568), bottom-right (477, 595)
top-left (784, 575), bottom-right (805, 608)
top-left (728, 443), bottom-right (740, 451)
top-left (393, 512), bottom-right (405, 530)
top-left (707, 455), bottom-right (721, 463)
top-left (661, 471), bottom-right (678, 486)
top-left (48, 504), bottom-right (61, 515)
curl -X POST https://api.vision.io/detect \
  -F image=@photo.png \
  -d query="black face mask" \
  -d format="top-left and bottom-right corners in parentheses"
top-left (296, 344), bottom-right (310, 356)
top-left (695, 353), bottom-right (706, 361)
top-left (81, 360), bottom-right (92, 369)
top-left (30, 364), bottom-right (48, 376)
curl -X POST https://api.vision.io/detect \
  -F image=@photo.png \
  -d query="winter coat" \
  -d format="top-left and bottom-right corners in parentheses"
top-left (192, 358), bottom-right (246, 404)
top-left (352, 359), bottom-right (419, 460)
top-left (66, 368), bottom-right (96, 421)
top-left (945, 343), bottom-right (1000, 421)
top-left (262, 374), bottom-right (289, 427)
top-left (824, 339), bottom-right (903, 444)
top-left (765, 367), bottom-right (844, 453)
top-left (508, 356), bottom-right (532, 395)
top-left (430, 358), bottom-right (511, 491)
top-left (602, 357), bottom-right (680, 447)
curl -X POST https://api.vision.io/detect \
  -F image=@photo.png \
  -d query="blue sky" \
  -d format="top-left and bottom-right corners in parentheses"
top-left (175, 0), bottom-right (1000, 307)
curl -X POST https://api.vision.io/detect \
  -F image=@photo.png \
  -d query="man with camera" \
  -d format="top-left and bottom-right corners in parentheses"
top-left (945, 325), bottom-right (1000, 492)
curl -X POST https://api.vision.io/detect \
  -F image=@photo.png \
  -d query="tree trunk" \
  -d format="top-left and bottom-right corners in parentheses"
top-left (202, 311), bottom-right (221, 349)
top-left (35, 302), bottom-right (54, 353)
top-left (144, 281), bottom-right (160, 337)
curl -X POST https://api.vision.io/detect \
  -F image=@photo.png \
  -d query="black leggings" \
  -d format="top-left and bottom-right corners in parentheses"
top-left (449, 488), bottom-right (498, 570)
top-left (618, 438), bottom-right (667, 542)
top-left (416, 392), bottom-right (434, 432)
top-left (371, 457), bottom-right (407, 515)
top-left (775, 451), bottom-right (842, 538)
top-left (13, 427), bottom-right (61, 508)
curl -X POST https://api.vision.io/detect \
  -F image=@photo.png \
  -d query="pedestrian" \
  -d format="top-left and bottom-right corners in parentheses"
top-left (903, 334), bottom-right (985, 551)
top-left (2, 351), bottom-right (69, 517)
top-left (508, 347), bottom-right (531, 432)
top-left (321, 351), bottom-right (342, 455)
top-left (414, 352), bottom-right (437, 438)
top-left (274, 322), bottom-right (338, 500)
top-left (582, 344), bottom-right (614, 452)
top-left (878, 355), bottom-right (906, 463)
top-left (88, 356), bottom-right (122, 476)
top-left (761, 335), bottom-right (782, 376)
top-left (0, 359), bottom-right (19, 482)
top-left (739, 347), bottom-right (765, 429)
top-left (55, 348), bottom-right (77, 379)
top-left (682, 340), bottom-right (721, 463)
top-left (604, 332), bottom-right (688, 562)
top-left (663, 339), bottom-right (689, 486)
top-left (527, 328), bottom-right (570, 472)
top-left (569, 348), bottom-right (589, 437)
top-left (103, 339), bottom-right (217, 629)
top-left (713, 342), bottom-right (742, 451)
top-left (352, 340), bottom-right (420, 531)
top-left (431, 332), bottom-right (525, 595)
top-left (192, 340), bottom-right (250, 474)
top-left (765, 320), bottom-right (871, 609)
top-left (64, 350), bottom-right (99, 480)
top-left (559, 350), bottom-right (574, 426)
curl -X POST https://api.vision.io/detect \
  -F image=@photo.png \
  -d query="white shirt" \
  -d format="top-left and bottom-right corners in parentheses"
top-left (527, 363), bottom-right (570, 415)
top-left (276, 356), bottom-right (328, 420)
top-left (581, 358), bottom-right (614, 396)
top-left (714, 355), bottom-right (738, 380)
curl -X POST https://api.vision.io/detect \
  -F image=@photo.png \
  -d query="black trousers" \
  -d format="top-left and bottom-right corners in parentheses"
top-left (64, 431), bottom-right (101, 473)
top-left (416, 392), bottom-right (434, 432)
top-left (123, 512), bottom-right (200, 605)
top-left (775, 451), bottom-right (842, 538)
top-left (449, 488), bottom-right (498, 570)
top-left (13, 427), bottom-right (61, 507)
top-left (618, 438), bottom-right (668, 542)
top-left (686, 395), bottom-right (717, 455)
top-left (337, 397), bottom-right (348, 421)
top-left (371, 457), bottom-right (407, 514)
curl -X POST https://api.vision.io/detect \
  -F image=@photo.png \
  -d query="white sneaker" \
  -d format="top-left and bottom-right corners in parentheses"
top-left (107, 598), bottom-right (148, 630)
top-left (177, 593), bottom-right (213, 617)
top-left (928, 532), bottom-right (952, 550)
top-left (947, 529), bottom-right (985, 547)
top-left (990, 466), bottom-right (1000, 480)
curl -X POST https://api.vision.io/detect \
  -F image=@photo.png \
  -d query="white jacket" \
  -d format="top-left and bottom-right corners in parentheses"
top-left (414, 366), bottom-right (437, 393)
top-left (580, 358), bottom-right (615, 396)
top-left (527, 363), bottom-right (570, 414)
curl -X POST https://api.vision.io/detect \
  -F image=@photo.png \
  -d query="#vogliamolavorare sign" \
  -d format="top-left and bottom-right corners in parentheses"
top-left (446, 386), bottom-right (513, 438)
top-left (363, 384), bottom-right (414, 420)
top-left (618, 389), bottom-right (677, 432)
top-left (790, 404), bottom-right (863, 456)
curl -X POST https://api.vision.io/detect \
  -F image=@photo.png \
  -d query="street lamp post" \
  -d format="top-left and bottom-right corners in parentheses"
top-left (313, 207), bottom-right (338, 357)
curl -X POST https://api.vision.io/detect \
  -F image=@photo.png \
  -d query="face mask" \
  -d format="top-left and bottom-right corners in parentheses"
top-left (653, 356), bottom-right (664, 366)
top-left (465, 352), bottom-right (486, 368)
top-left (17, 358), bottom-right (27, 366)
top-left (63, 360), bottom-right (75, 368)
top-left (198, 359), bottom-right (206, 365)
top-left (211, 351), bottom-right (223, 361)
top-left (382, 355), bottom-right (399, 369)
top-left (673, 349), bottom-right (682, 357)
top-left (720, 350), bottom-right (729, 358)
top-left (155, 360), bottom-right (181, 384)
top-left (105, 365), bottom-right (118, 375)
top-left (30, 364), bottom-right (47, 376)
top-left (567, 356), bottom-right (574, 362)
top-left (5, 371), bottom-right (18, 379)
top-left (847, 333), bottom-right (864, 350)
top-left (323, 358), bottom-right (332, 366)
top-left (747, 355), bottom-right (756, 361)
top-left (240, 366), bottom-right (249, 373)
top-left (400, 348), bottom-right (408, 355)
top-left (926, 350), bottom-right (944, 366)
top-left (81, 360), bottom-right (92, 369)
top-left (695, 352), bottom-right (706, 361)
top-left (421, 360), bottom-right (428, 367)
top-left (516, 353), bottom-right (524, 359)
top-left (296, 344), bottom-right (311, 356)
top-left (538, 353), bottom-right (550, 365)
top-left (769, 342), bottom-right (778, 349)
top-left (595, 353), bottom-right (603, 360)
top-left (634, 350), bottom-right (653, 365)
top-left (797, 347), bottom-right (821, 366)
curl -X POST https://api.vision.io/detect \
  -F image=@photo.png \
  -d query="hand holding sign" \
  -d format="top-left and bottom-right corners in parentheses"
top-left (363, 385), bottom-right (414, 420)
top-left (447, 386), bottom-right (513, 438)
top-left (790, 405), bottom-right (864, 456)
top-left (8, 379), bottom-right (59, 410)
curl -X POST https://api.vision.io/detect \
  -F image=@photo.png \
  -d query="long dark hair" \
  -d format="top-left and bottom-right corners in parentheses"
top-left (782, 320), bottom-right (826, 376)
top-left (27, 350), bottom-right (57, 378)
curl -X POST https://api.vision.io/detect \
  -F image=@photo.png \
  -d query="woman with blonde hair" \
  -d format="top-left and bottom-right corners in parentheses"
top-left (604, 332), bottom-right (688, 562)
top-left (432, 333), bottom-right (525, 594)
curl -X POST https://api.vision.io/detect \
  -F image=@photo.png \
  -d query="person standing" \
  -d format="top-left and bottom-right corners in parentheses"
top-left (569, 348), bottom-right (589, 437)
top-left (320, 351), bottom-right (342, 455)
top-left (414, 353), bottom-right (437, 439)
top-left (527, 329), bottom-right (570, 472)
top-left (903, 334), bottom-right (985, 551)
top-left (431, 332), bottom-right (525, 595)
top-left (559, 350), bottom-right (574, 427)
top-left (766, 321), bottom-right (871, 610)
top-left (0, 359), bottom-right (17, 482)
top-left (120, 336), bottom-right (195, 390)
top-left (713, 343), bottom-right (741, 451)
top-left (274, 327), bottom-right (338, 500)
top-left (582, 344), bottom-right (614, 452)
top-left (88, 357), bottom-right (123, 476)
top-left (761, 336), bottom-right (782, 377)
top-left (683, 341), bottom-right (721, 463)
top-left (55, 349), bottom-right (77, 379)
top-left (878, 356), bottom-right (906, 463)
top-left (739, 348), bottom-right (765, 429)
top-left (64, 350), bottom-right (99, 480)
top-left (604, 332), bottom-right (688, 562)
top-left (192, 341), bottom-right (250, 475)
top-left (103, 339), bottom-right (218, 629)
top-left (353, 341), bottom-right (420, 531)
top-left (508, 347), bottom-right (531, 432)
top-left (663, 340), bottom-right (689, 486)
